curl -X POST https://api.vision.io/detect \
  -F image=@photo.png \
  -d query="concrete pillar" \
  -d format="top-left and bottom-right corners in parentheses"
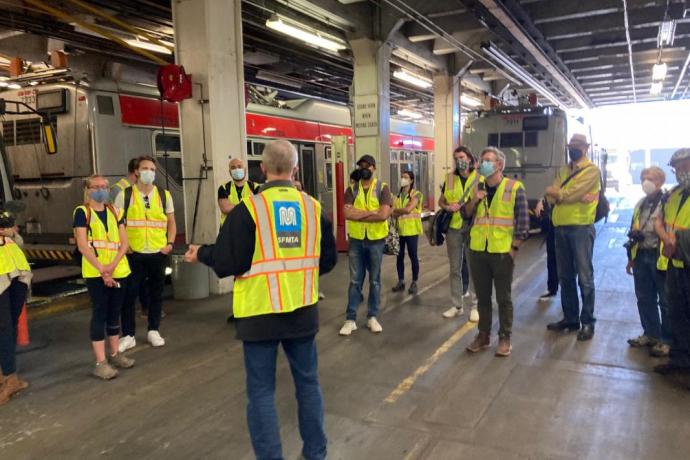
top-left (350, 38), bottom-right (391, 182)
top-left (432, 72), bottom-right (461, 201)
top-left (173, 0), bottom-right (246, 294)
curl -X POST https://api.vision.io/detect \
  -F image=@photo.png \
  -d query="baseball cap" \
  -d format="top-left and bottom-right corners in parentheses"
top-left (356, 154), bottom-right (376, 167)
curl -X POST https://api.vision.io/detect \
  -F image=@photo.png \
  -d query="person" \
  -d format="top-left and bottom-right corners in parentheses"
top-left (462, 147), bottom-right (529, 357)
top-left (545, 133), bottom-right (601, 341)
top-left (0, 210), bottom-right (32, 405)
top-left (110, 158), bottom-right (138, 204)
top-left (116, 156), bottom-right (176, 351)
top-left (654, 148), bottom-right (690, 377)
top-left (438, 146), bottom-right (480, 322)
top-left (184, 140), bottom-right (336, 460)
top-left (73, 175), bottom-right (135, 379)
top-left (217, 157), bottom-right (258, 227)
top-left (624, 167), bottom-right (670, 357)
top-left (535, 198), bottom-right (559, 301)
top-left (392, 170), bottom-right (422, 295)
top-left (339, 154), bottom-right (393, 336)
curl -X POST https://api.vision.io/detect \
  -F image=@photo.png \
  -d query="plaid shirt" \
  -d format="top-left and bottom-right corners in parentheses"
top-left (513, 187), bottom-right (530, 240)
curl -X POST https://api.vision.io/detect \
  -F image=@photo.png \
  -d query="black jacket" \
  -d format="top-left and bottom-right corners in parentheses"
top-left (198, 180), bottom-right (337, 341)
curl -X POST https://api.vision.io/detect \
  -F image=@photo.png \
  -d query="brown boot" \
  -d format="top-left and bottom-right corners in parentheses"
top-left (0, 374), bottom-right (29, 406)
top-left (466, 331), bottom-right (491, 353)
top-left (495, 337), bottom-right (512, 357)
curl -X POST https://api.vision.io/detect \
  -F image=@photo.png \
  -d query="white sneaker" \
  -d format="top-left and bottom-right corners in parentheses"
top-left (147, 330), bottom-right (165, 347)
top-left (367, 317), bottom-right (383, 333)
top-left (318, 291), bottom-right (325, 300)
top-left (339, 320), bottom-right (357, 336)
top-left (118, 335), bottom-right (136, 353)
top-left (469, 308), bottom-right (479, 323)
top-left (443, 307), bottom-right (463, 318)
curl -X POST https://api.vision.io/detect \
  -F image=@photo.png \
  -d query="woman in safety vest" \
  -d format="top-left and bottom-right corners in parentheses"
top-left (392, 170), bottom-right (423, 295)
top-left (0, 209), bottom-right (32, 406)
top-left (73, 175), bottom-right (135, 380)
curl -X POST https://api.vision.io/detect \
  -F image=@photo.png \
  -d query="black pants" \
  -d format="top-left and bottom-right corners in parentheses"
top-left (0, 278), bottom-right (28, 376)
top-left (666, 266), bottom-right (690, 368)
top-left (461, 246), bottom-right (470, 294)
top-left (546, 226), bottom-right (559, 294)
top-left (121, 252), bottom-right (166, 336)
top-left (86, 277), bottom-right (126, 341)
top-left (396, 235), bottom-right (419, 282)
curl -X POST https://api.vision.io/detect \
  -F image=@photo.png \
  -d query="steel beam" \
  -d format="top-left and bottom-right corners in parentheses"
top-left (524, 0), bottom-right (666, 25)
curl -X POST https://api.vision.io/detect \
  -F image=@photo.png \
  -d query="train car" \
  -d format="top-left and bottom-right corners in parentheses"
top-left (0, 79), bottom-right (434, 261)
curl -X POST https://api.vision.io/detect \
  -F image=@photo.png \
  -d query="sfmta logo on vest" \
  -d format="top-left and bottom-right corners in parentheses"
top-left (273, 201), bottom-right (302, 248)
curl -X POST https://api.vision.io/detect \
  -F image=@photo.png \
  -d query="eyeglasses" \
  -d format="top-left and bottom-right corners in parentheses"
top-left (143, 195), bottom-right (151, 209)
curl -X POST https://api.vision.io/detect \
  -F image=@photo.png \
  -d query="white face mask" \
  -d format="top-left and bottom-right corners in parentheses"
top-left (642, 179), bottom-right (657, 195)
top-left (231, 169), bottom-right (245, 181)
top-left (400, 178), bottom-right (411, 187)
top-left (139, 170), bottom-right (155, 185)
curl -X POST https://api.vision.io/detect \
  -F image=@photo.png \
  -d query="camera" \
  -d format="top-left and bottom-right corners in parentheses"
top-left (627, 229), bottom-right (645, 243)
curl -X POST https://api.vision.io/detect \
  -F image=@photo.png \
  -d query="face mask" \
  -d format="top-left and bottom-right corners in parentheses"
top-left (676, 171), bottom-right (690, 189)
top-left (359, 168), bottom-right (373, 180)
top-left (642, 179), bottom-right (657, 196)
top-left (478, 160), bottom-right (495, 178)
top-left (400, 178), bottom-right (411, 187)
top-left (139, 170), bottom-right (155, 185)
top-left (89, 189), bottom-right (109, 203)
top-left (231, 169), bottom-right (245, 181)
top-left (568, 148), bottom-right (583, 162)
top-left (455, 159), bottom-right (469, 172)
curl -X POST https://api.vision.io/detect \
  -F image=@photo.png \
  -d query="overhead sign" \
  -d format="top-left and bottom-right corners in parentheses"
top-left (354, 94), bottom-right (379, 136)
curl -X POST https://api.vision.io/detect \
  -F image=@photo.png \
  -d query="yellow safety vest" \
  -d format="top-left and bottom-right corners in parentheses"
top-left (552, 160), bottom-right (601, 226)
top-left (124, 186), bottom-right (169, 253)
top-left (0, 238), bottom-right (30, 275)
top-left (347, 179), bottom-right (389, 240)
top-left (659, 187), bottom-right (690, 269)
top-left (444, 170), bottom-right (480, 230)
top-left (629, 196), bottom-right (662, 262)
top-left (233, 186), bottom-right (321, 318)
top-left (112, 177), bottom-right (131, 197)
top-left (74, 205), bottom-right (131, 279)
top-left (395, 189), bottom-right (423, 236)
top-left (469, 177), bottom-right (522, 254)
top-left (220, 181), bottom-right (254, 226)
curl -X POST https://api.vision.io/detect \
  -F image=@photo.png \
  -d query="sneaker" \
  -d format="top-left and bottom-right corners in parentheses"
top-left (109, 353), bottom-right (135, 369)
top-left (339, 320), bottom-right (357, 336)
top-left (147, 330), bottom-right (165, 347)
top-left (495, 337), bottom-right (512, 357)
top-left (538, 291), bottom-right (557, 302)
top-left (118, 335), bottom-right (136, 353)
top-left (469, 308), bottom-right (479, 323)
top-left (628, 335), bottom-right (655, 348)
top-left (367, 317), bottom-right (383, 333)
top-left (463, 290), bottom-right (470, 298)
top-left (391, 281), bottom-right (405, 293)
top-left (93, 360), bottom-right (118, 380)
top-left (408, 282), bottom-right (418, 295)
top-left (318, 291), bottom-right (325, 300)
top-left (443, 306), bottom-right (463, 318)
top-left (466, 331), bottom-right (491, 353)
top-left (650, 343), bottom-right (671, 357)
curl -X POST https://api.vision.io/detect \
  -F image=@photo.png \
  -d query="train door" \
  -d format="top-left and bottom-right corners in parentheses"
top-left (298, 144), bottom-right (317, 197)
top-left (415, 151), bottom-right (429, 208)
top-left (247, 139), bottom-right (267, 184)
top-left (319, 144), bottom-right (333, 216)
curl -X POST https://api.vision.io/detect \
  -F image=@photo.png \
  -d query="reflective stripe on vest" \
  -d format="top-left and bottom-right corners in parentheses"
top-left (74, 205), bottom-right (131, 279)
top-left (0, 238), bottom-right (31, 275)
top-left (552, 161), bottom-right (600, 227)
top-left (395, 190), bottom-right (423, 236)
top-left (347, 179), bottom-right (389, 240)
top-left (444, 170), bottom-right (478, 230)
top-left (469, 178), bottom-right (521, 254)
top-left (662, 187), bottom-right (690, 268)
top-left (124, 186), bottom-right (168, 253)
top-left (233, 187), bottom-right (321, 317)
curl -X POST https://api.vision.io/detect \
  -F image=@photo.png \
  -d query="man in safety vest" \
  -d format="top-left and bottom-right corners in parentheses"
top-left (339, 154), bottom-right (393, 336)
top-left (115, 156), bottom-right (176, 351)
top-left (185, 140), bottom-right (337, 460)
top-left (545, 133), bottom-right (601, 341)
top-left (109, 158), bottom-right (138, 204)
top-left (654, 148), bottom-right (690, 377)
top-left (217, 157), bottom-right (258, 227)
top-left (462, 147), bottom-right (529, 357)
top-left (439, 145), bottom-right (480, 322)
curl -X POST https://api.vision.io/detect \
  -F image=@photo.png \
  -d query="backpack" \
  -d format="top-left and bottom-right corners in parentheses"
top-left (123, 185), bottom-right (168, 220)
top-left (72, 204), bottom-right (118, 265)
top-left (425, 209), bottom-right (451, 246)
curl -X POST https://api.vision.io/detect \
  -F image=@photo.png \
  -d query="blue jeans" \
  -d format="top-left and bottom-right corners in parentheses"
top-left (346, 239), bottom-right (384, 321)
top-left (666, 267), bottom-right (690, 368)
top-left (555, 225), bottom-right (596, 325)
top-left (243, 335), bottom-right (327, 460)
top-left (632, 249), bottom-right (671, 343)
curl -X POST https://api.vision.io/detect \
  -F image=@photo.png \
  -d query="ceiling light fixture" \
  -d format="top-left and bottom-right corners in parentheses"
top-left (125, 39), bottom-right (173, 55)
top-left (393, 69), bottom-right (433, 89)
top-left (266, 16), bottom-right (346, 52)
top-left (461, 94), bottom-right (483, 108)
top-left (7, 83), bottom-right (21, 89)
top-left (397, 109), bottom-right (423, 119)
top-left (652, 62), bottom-right (667, 81)
top-left (0, 81), bottom-right (8, 88)
top-left (658, 20), bottom-right (676, 47)
top-left (650, 81), bottom-right (663, 95)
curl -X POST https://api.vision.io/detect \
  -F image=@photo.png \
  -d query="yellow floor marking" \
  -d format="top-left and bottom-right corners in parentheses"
top-left (384, 320), bottom-right (476, 404)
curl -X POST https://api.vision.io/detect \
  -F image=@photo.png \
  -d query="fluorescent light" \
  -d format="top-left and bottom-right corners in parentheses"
top-left (0, 76), bottom-right (8, 81)
top-left (125, 39), bottom-right (173, 55)
top-left (652, 63), bottom-right (667, 81)
top-left (658, 20), bottom-right (676, 47)
top-left (461, 94), bottom-right (483, 108)
top-left (266, 16), bottom-right (346, 52)
top-left (397, 109), bottom-right (423, 119)
top-left (650, 81), bottom-right (663, 95)
top-left (7, 83), bottom-right (20, 89)
top-left (28, 81), bottom-right (38, 86)
top-left (0, 82), bottom-right (7, 88)
top-left (393, 69), bottom-right (433, 89)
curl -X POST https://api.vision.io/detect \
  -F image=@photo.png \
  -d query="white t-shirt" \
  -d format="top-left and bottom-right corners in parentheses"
top-left (114, 187), bottom-right (175, 254)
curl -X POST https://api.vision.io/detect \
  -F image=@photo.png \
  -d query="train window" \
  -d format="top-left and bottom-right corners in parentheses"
top-left (156, 157), bottom-right (182, 184)
top-left (253, 142), bottom-right (265, 156)
top-left (324, 146), bottom-right (333, 191)
top-left (246, 141), bottom-right (251, 158)
top-left (391, 150), bottom-right (398, 161)
top-left (248, 160), bottom-right (265, 184)
top-left (155, 134), bottom-right (181, 153)
top-left (499, 132), bottom-right (523, 148)
top-left (488, 133), bottom-right (499, 146)
top-left (524, 131), bottom-right (538, 147)
top-left (522, 116), bottom-right (548, 131)
top-left (97, 95), bottom-right (114, 115)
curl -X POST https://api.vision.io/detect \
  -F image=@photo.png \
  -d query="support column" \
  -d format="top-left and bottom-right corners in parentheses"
top-left (173, 0), bottom-right (246, 294)
top-left (433, 72), bottom-right (461, 200)
top-left (350, 38), bottom-right (391, 182)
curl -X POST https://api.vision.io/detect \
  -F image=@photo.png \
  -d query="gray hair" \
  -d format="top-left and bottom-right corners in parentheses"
top-left (262, 140), bottom-right (298, 175)
top-left (480, 146), bottom-right (505, 164)
top-left (640, 166), bottom-right (666, 184)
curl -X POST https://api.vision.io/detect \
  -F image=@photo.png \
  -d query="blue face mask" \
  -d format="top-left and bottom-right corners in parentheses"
top-left (89, 189), bottom-right (109, 203)
top-left (479, 160), bottom-right (495, 177)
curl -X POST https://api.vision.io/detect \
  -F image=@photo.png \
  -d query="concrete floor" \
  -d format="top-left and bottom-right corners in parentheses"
top-left (3, 199), bottom-right (690, 459)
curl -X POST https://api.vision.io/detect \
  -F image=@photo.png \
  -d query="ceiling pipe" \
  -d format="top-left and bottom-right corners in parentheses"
top-left (622, 0), bottom-right (638, 103)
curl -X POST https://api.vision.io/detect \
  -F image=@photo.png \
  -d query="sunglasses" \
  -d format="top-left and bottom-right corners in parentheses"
top-left (143, 195), bottom-right (151, 209)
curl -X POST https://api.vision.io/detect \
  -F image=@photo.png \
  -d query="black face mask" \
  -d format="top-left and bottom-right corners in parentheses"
top-left (568, 148), bottom-right (583, 162)
top-left (359, 168), bottom-right (373, 180)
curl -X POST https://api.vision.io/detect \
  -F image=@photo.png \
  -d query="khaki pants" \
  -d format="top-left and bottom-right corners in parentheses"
top-left (469, 250), bottom-right (514, 338)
